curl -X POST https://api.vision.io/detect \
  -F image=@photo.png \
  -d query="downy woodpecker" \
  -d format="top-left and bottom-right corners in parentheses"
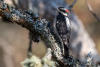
top-left (54, 7), bottom-right (71, 57)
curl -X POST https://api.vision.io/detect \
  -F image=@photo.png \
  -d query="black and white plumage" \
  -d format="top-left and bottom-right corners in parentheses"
top-left (53, 7), bottom-right (71, 57)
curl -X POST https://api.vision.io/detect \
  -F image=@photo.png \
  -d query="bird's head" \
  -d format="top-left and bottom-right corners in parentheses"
top-left (57, 7), bottom-right (70, 16)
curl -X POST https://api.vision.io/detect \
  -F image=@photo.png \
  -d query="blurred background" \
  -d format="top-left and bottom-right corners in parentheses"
top-left (0, 0), bottom-right (100, 67)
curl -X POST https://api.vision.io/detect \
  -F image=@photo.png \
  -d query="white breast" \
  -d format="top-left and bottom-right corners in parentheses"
top-left (65, 17), bottom-right (71, 28)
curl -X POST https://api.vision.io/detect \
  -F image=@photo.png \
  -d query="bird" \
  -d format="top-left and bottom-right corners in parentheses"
top-left (52, 7), bottom-right (71, 58)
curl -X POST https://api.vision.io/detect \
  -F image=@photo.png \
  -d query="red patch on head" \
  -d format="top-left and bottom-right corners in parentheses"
top-left (65, 9), bottom-right (70, 13)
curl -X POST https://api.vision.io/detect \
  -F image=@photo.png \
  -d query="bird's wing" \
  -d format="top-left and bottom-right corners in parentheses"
top-left (52, 18), bottom-right (64, 55)
top-left (56, 17), bottom-right (71, 47)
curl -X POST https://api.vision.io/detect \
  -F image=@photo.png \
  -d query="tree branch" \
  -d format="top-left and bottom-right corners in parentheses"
top-left (0, 0), bottom-right (68, 65)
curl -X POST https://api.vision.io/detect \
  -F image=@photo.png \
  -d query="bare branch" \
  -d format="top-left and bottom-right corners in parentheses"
top-left (86, 0), bottom-right (100, 22)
